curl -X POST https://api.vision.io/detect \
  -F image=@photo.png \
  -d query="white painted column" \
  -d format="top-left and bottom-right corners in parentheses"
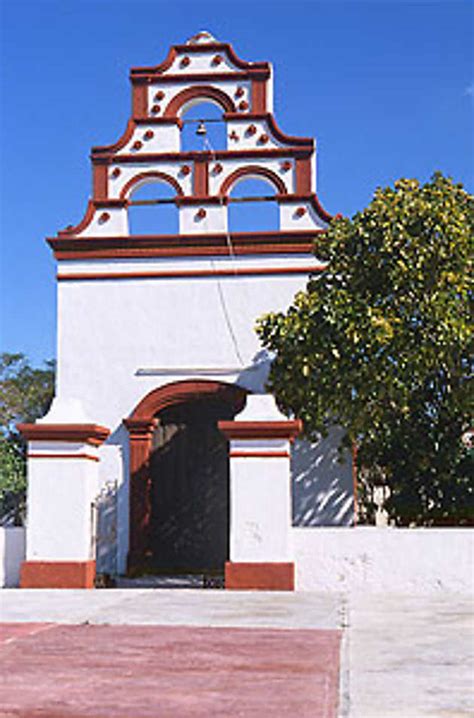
top-left (18, 418), bottom-right (110, 588)
top-left (219, 394), bottom-right (301, 590)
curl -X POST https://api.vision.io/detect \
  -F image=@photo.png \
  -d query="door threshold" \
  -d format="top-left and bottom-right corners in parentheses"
top-left (112, 573), bottom-right (225, 589)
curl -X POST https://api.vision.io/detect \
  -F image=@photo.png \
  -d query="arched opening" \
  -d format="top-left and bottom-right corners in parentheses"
top-left (228, 178), bottom-right (280, 232)
top-left (125, 381), bottom-right (247, 580)
top-left (149, 396), bottom-right (235, 574)
top-left (128, 180), bottom-right (179, 235)
top-left (180, 101), bottom-right (227, 152)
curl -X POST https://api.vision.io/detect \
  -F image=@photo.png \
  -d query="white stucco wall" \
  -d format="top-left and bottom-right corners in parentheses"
top-left (0, 527), bottom-right (26, 587)
top-left (292, 431), bottom-right (354, 527)
top-left (26, 447), bottom-right (100, 562)
top-left (293, 527), bottom-right (474, 594)
top-left (56, 266), bottom-right (312, 427)
top-left (28, 37), bottom-right (341, 575)
top-left (53, 265), bottom-right (318, 572)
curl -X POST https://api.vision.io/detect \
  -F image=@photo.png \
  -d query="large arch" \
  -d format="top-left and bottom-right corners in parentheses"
top-left (164, 85), bottom-right (236, 117)
top-left (124, 380), bottom-right (247, 573)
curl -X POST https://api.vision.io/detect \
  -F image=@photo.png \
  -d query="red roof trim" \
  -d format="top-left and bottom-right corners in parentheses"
top-left (50, 243), bottom-right (316, 261)
top-left (49, 228), bottom-right (322, 246)
top-left (133, 70), bottom-right (270, 84)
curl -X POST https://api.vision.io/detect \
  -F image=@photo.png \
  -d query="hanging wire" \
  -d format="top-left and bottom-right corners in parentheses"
top-left (202, 129), bottom-right (246, 367)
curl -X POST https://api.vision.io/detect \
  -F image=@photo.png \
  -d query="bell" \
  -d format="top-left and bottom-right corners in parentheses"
top-left (196, 120), bottom-right (207, 136)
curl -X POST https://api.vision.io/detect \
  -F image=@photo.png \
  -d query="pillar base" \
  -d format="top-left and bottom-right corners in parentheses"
top-left (225, 561), bottom-right (295, 591)
top-left (20, 560), bottom-right (96, 589)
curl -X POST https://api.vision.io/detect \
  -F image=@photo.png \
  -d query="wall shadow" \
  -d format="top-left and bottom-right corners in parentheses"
top-left (291, 429), bottom-right (354, 526)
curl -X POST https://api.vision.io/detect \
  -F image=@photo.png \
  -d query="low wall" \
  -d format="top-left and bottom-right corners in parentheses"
top-left (293, 527), bottom-right (474, 594)
top-left (0, 527), bottom-right (26, 587)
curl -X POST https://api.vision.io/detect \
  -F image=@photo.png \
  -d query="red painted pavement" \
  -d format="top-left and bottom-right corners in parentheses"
top-left (0, 623), bottom-right (341, 717)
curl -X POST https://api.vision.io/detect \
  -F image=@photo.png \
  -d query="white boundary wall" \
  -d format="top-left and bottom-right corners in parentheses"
top-left (294, 527), bottom-right (474, 594)
top-left (3, 525), bottom-right (472, 593)
top-left (0, 527), bottom-right (26, 587)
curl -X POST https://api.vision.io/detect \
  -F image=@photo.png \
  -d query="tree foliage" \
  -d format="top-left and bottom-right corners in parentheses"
top-left (257, 173), bottom-right (473, 526)
top-left (0, 353), bottom-right (55, 524)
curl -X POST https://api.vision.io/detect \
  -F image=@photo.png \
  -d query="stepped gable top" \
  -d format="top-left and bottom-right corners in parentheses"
top-left (130, 31), bottom-right (271, 80)
top-left (48, 33), bottom-right (333, 249)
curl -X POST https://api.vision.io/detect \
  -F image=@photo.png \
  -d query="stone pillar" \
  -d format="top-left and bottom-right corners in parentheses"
top-left (219, 395), bottom-right (301, 590)
top-left (18, 422), bottom-right (110, 588)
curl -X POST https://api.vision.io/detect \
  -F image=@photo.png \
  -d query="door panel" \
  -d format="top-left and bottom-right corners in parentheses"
top-left (149, 399), bottom-right (232, 572)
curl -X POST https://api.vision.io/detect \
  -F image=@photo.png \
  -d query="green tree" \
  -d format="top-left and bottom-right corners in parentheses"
top-left (257, 173), bottom-right (473, 526)
top-left (0, 353), bottom-right (55, 524)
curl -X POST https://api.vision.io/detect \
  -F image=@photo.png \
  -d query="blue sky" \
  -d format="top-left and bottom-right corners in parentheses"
top-left (0, 0), bottom-right (472, 367)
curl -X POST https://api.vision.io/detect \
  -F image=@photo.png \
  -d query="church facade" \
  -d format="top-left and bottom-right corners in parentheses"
top-left (19, 32), bottom-right (354, 590)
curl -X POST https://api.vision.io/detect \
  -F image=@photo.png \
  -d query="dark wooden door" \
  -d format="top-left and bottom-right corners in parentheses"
top-left (149, 398), bottom-right (233, 572)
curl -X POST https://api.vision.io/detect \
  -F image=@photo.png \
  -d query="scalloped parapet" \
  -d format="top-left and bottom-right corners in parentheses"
top-left (50, 34), bottom-right (332, 254)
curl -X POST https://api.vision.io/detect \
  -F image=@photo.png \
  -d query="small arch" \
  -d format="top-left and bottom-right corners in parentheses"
top-left (164, 85), bottom-right (236, 118)
top-left (228, 178), bottom-right (280, 233)
top-left (180, 101), bottom-right (226, 152)
top-left (119, 171), bottom-right (183, 201)
top-left (127, 181), bottom-right (178, 235)
top-left (220, 165), bottom-right (287, 197)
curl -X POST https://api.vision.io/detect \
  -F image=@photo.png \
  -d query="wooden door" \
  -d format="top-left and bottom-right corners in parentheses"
top-left (149, 398), bottom-right (233, 572)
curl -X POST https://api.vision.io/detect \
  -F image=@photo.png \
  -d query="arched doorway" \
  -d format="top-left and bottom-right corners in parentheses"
top-left (124, 381), bottom-right (247, 576)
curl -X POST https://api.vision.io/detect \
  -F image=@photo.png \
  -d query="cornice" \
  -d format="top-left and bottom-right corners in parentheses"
top-left (18, 423), bottom-right (111, 446)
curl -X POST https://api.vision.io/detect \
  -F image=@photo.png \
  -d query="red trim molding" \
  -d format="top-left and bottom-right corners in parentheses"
top-left (48, 229), bottom-right (324, 259)
top-left (91, 118), bottom-right (136, 156)
top-left (93, 164), bottom-right (108, 201)
top-left (225, 562), bottom-right (295, 591)
top-left (18, 423), bottom-right (110, 446)
top-left (124, 380), bottom-right (247, 572)
top-left (220, 165), bottom-right (287, 196)
top-left (130, 42), bottom-right (270, 78)
top-left (20, 560), bottom-right (96, 589)
top-left (57, 266), bottom-right (322, 282)
top-left (27, 452), bottom-right (100, 462)
top-left (193, 156), bottom-right (209, 196)
top-left (218, 420), bottom-right (302, 441)
top-left (57, 200), bottom-right (95, 237)
top-left (51, 244), bottom-right (315, 261)
top-left (146, 70), bottom-right (269, 84)
top-left (119, 170), bottom-right (184, 200)
top-left (251, 78), bottom-right (267, 113)
top-left (128, 380), bottom-right (247, 422)
top-left (102, 148), bottom-right (312, 163)
top-left (132, 82), bottom-right (148, 119)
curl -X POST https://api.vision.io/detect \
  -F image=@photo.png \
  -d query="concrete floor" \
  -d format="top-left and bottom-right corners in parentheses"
top-left (1, 589), bottom-right (473, 717)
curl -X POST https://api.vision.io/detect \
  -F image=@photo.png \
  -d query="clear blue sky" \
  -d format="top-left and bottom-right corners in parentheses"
top-left (1, 0), bottom-right (472, 367)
